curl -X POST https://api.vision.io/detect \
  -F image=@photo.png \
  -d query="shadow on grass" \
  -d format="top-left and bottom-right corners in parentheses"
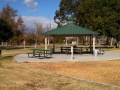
top-left (0, 56), bottom-right (13, 61)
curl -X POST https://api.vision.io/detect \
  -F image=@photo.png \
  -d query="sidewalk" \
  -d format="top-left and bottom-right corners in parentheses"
top-left (14, 51), bottom-right (120, 62)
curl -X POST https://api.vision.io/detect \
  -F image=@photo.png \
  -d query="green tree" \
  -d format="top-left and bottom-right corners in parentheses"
top-left (77, 0), bottom-right (120, 45)
top-left (0, 4), bottom-right (18, 33)
top-left (0, 18), bottom-right (14, 42)
top-left (54, 0), bottom-right (81, 27)
top-left (77, 0), bottom-right (120, 35)
top-left (55, 37), bottom-right (65, 44)
top-left (55, 0), bottom-right (120, 45)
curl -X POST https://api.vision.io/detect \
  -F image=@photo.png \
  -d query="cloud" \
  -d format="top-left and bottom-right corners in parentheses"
top-left (5, 0), bottom-right (16, 2)
top-left (24, 0), bottom-right (38, 7)
top-left (28, 9), bottom-right (38, 12)
top-left (22, 16), bottom-right (57, 32)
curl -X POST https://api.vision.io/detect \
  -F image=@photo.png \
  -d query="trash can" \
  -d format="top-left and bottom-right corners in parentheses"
top-left (94, 49), bottom-right (98, 57)
top-left (0, 50), bottom-right (2, 57)
top-left (50, 48), bottom-right (54, 54)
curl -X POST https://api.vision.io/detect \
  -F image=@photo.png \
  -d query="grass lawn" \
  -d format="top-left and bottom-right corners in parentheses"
top-left (0, 47), bottom-right (120, 90)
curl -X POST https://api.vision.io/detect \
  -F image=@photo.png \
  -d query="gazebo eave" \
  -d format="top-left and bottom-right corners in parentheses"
top-left (43, 34), bottom-right (98, 37)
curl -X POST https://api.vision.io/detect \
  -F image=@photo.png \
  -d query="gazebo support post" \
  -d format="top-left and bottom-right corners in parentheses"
top-left (93, 35), bottom-right (95, 51)
top-left (53, 36), bottom-right (55, 53)
top-left (66, 37), bottom-right (67, 45)
top-left (45, 37), bottom-right (47, 50)
top-left (77, 37), bottom-right (79, 46)
top-left (47, 37), bottom-right (50, 46)
top-left (90, 35), bottom-right (92, 53)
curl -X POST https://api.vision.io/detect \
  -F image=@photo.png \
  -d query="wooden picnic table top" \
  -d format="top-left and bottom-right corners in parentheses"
top-left (60, 47), bottom-right (85, 49)
top-left (60, 45), bottom-right (114, 48)
top-left (30, 48), bottom-right (50, 51)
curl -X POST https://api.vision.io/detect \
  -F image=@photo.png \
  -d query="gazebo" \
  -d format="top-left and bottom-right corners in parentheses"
top-left (43, 17), bottom-right (99, 53)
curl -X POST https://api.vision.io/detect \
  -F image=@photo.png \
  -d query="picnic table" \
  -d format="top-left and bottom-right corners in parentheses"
top-left (27, 48), bottom-right (52, 58)
top-left (60, 46), bottom-right (83, 55)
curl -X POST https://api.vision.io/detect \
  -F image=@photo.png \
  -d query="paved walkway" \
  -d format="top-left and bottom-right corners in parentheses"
top-left (14, 51), bottom-right (120, 62)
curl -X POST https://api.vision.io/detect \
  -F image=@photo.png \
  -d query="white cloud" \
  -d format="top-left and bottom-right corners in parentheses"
top-left (24, 0), bottom-right (38, 7)
top-left (22, 16), bottom-right (57, 32)
top-left (5, 0), bottom-right (16, 2)
top-left (28, 9), bottom-right (38, 12)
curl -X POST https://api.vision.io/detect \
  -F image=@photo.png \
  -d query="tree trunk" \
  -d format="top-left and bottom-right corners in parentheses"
top-left (82, 36), bottom-right (85, 45)
top-left (105, 36), bottom-right (109, 45)
top-left (110, 37), bottom-right (113, 46)
top-left (85, 36), bottom-right (88, 45)
top-left (6, 42), bottom-right (8, 47)
top-left (1, 42), bottom-right (3, 45)
top-left (104, 37), bottom-right (107, 45)
top-left (115, 42), bottom-right (119, 48)
top-left (65, 37), bottom-right (67, 45)
top-left (77, 37), bottom-right (79, 46)
top-left (23, 40), bottom-right (26, 49)
top-left (115, 38), bottom-right (119, 48)
top-left (98, 38), bottom-right (101, 45)
top-left (35, 39), bottom-right (37, 48)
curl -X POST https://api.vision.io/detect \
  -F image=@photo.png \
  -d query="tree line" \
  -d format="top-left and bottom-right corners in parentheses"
top-left (0, 4), bottom-right (50, 48)
top-left (1, 0), bottom-right (120, 47)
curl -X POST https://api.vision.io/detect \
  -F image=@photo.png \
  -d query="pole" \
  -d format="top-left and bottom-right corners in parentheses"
top-left (93, 35), bottom-right (95, 51)
top-left (71, 46), bottom-right (73, 60)
top-left (45, 38), bottom-right (47, 50)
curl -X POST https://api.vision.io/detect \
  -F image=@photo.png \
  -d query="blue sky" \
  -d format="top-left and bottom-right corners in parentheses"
top-left (0, 0), bottom-right (61, 29)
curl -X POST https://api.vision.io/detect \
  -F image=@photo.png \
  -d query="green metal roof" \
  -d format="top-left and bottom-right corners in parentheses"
top-left (43, 18), bottom-right (99, 36)
top-left (67, 17), bottom-right (74, 21)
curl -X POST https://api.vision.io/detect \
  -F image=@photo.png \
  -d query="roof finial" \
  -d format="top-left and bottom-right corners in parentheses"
top-left (67, 17), bottom-right (74, 24)
top-left (67, 17), bottom-right (74, 21)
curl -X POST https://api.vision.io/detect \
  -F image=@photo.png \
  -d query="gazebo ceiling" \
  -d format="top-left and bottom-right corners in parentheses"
top-left (43, 17), bottom-right (99, 36)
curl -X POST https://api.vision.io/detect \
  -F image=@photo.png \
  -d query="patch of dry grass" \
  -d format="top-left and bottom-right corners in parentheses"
top-left (25, 60), bottom-right (120, 86)
top-left (2, 49), bottom-right (31, 57)
top-left (1, 59), bottom-right (118, 90)
top-left (112, 50), bottom-right (120, 53)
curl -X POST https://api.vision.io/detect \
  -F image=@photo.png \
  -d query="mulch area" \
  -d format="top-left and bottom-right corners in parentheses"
top-left (23, 59), bottom-right (120, 86)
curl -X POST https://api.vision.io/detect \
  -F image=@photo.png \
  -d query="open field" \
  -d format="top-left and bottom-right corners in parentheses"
top-left (0, 47), bottom-right (120, 90)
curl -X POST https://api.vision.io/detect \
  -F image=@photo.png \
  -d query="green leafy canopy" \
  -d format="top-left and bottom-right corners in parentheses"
top-left (0, 18), bottom-right (14, 42)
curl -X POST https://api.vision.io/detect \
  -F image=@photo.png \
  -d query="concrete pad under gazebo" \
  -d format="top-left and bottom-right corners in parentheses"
top-left (14, 51), bottom-right (120, 62)
top-left (42, 17), bottom-right (99, 53)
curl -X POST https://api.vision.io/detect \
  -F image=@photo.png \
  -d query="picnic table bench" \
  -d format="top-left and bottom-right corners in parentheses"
top-left (27, 52), bottom-right (43, 58)
top-left (27, 48), bottom-right (52, 59)
top-left (60, 46), bottom-right (105, 55)
top-left (60, 46), bottom-right (83, 55)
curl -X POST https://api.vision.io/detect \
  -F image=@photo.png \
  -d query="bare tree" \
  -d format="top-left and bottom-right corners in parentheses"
top-left (17, 16), bottom-right (27, 48)
top-left (26, 27), bottom-right (36, 45)
top-left (34, 23), bottom-right (44, 48)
